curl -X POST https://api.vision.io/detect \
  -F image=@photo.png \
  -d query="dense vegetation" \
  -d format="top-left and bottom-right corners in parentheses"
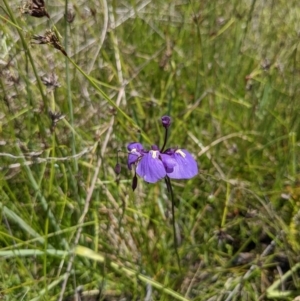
top-left (1, 0), bottom-right (300, 300)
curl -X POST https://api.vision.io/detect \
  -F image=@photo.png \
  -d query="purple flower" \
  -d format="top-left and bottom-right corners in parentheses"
top-left (125, 116), bottom-right (198, 189)
top-left (163, 148), bottom-right (198, 179)
top-left (127, 143), bottom-right (198, 183)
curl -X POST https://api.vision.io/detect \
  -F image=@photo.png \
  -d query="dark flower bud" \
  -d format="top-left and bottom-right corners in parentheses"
top-left (114, 163), bottom-right (121, 175)
top-left (132, 173), bottom-right (138, 191)
top-left (151, 145), bottom-right (159, 150)
top-left (161, 116), bottom-right (171, 128)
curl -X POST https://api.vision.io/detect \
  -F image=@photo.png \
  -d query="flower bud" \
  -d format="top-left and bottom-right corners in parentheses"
top-left (114, 163), bottom-right (121, 175)
top-left (132, 174), bottom-right (138, 191)
top-left (161, 116), bottom-right (171, 128)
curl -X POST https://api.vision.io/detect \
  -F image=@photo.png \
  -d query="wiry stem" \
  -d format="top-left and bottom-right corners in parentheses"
top-left (160, 127), bottom-right (169, 153)
top-left (165, 176), bottom-right (181, 272)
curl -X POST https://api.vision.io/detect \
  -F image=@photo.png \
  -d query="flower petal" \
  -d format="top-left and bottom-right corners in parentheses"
top-left (165, 149), bottom-right (198, 179)
top-left (160, 153), bottom-right (177, 173)
top-left (127, 142), bottom-right (144, 170)
top-left (136, 150), bottom-right (166, 183)
top-left (128, 153), bottom-right (139, 170)
top-left (127, 142), bottom-right (144, 152)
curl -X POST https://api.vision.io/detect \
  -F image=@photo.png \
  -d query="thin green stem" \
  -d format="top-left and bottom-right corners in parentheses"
top-left (64, 0), bottom-right (78, 172)
top-left (221, 181), bottom-right (230, 228)
top-left (43, 215), bottom-right (49, 298)
top-left (49, 92), bottom-right (56, 195)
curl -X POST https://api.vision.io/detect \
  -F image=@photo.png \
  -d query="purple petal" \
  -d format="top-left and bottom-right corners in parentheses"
top-left (127, 153), bottom-right (140, 170)
top-left (160, 153), bottom-right (177, 173)
top-left (127, 142), bottom-right (144, 170)
top-left (136, 150), bottom-right (166, 183)
top-left (165, 149), bottom-right (198, 179)
top-left (127, 142), bottom-right (144, 152)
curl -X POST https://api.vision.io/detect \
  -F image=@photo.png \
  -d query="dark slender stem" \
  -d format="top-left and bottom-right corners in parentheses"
top-left (160, 128), bottom-right (168, 153)
top-left (165, 176), bottom-right (181, 272)
top-left (164, 177), bottom-right (170, 193)
top-left (116, 150), bottom-right (120, 164)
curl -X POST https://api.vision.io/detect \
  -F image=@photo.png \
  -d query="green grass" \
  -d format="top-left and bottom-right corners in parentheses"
top-left (1, 0), bottom-right (300, 300)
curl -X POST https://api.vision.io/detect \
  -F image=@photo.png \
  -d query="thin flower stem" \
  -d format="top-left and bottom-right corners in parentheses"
top-left (165, 176), bottom-right (181, 272)
top-left (64, 0), bottom-right (78, 173)
top-left (160, 128), bottom-right (169, 152)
